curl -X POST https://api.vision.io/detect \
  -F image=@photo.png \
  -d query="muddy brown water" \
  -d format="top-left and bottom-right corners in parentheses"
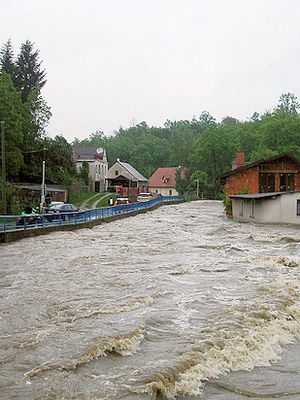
top-left (0, 201), bottom-right (299, 399)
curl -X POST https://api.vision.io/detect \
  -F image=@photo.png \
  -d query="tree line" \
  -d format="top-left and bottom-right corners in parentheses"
top-left (1, 39), bottom-right (300, 210)
top-left (0, 39), bottom-right (75, 190)
top-left (74, 93), bottom-right (300, 198)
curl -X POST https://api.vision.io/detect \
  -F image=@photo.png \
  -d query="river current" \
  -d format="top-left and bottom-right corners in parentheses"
top-left (0, 201), bottom-right (300, 399)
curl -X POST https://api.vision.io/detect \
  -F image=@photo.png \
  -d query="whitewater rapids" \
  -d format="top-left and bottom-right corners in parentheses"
top-left (0, 201), bottom-right (299, 399)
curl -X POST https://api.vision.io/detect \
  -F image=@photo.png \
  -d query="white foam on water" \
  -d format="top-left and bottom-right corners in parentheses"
top-left (147, 278), bottom-right (300, 399)
top-left (24, 326), bottom-right (145, 379)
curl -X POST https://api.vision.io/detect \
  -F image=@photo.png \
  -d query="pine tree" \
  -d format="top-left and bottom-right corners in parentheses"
top-left (15, 40), bottom-right (46, 102)
top-left (0, 39), bottom-right (17, 81)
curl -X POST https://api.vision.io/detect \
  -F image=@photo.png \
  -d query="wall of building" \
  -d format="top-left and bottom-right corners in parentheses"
top-left (76, 160), bottom-right (108, 192)
top-left (149, 187), bottom-right (179, 196)
top-left (226, 167), bottom-right (259, 196)
top-left (226, 157), bottom-right (300, 196)
top-left (232, 192), bottom-right (300, 225)
top-left (107, 162), bottom-right (130, 181)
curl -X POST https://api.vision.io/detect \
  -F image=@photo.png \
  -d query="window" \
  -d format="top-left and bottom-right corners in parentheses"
top-left (297, 200), bottom-right (300, 216)
top-left (250, 200), bottom-right (255, 218)
top-left (280, 173), bottom-right (295, 192)
top-left (169, 190), bottom-right (172, 195)
top-left (115, 170), bottom-right (118, 176)
top-left (259, 173), bottom-right (275, 193)
top-left (287, 174), bottom-right (295, 191)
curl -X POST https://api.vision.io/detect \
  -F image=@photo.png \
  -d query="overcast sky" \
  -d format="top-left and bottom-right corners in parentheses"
top-left (1, 0), bottom-right (300, 141)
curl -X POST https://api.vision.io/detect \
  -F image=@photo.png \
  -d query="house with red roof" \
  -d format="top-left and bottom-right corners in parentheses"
top-left (148, 167), bottom-right (179, 196)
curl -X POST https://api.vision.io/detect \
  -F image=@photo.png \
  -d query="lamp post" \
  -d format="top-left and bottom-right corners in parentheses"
top-left (40, 159), bottom-right (46, 213)
top-left (196, 179), bottom-right (199, 198)
top-left (24, 147), bottom-right (47, 213)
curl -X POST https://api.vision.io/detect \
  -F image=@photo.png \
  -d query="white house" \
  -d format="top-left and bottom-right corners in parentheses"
top-left (106, 159), bottom-right (148, 195)
top-left (73, 147), bottom-right (108, 192)
top-left (230, 191), bottom-right (300, 225)
top-left (148, 167), bottom-right (179, 196)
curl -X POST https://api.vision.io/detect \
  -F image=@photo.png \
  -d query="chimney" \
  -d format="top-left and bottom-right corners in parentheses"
top-left (232, 152), bottom-right (245, 170)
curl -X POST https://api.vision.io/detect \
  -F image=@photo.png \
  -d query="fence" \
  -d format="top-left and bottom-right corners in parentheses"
top-left (0, 196), bottom-right (184, 232)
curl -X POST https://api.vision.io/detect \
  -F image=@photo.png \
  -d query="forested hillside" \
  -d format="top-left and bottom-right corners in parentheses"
top-left (1, 40), bottom-right (300, 203)
top-left (74, 93), bottom-right (300, 198)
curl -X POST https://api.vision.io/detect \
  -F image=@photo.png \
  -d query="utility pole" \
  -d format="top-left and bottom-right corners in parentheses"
top-left (40, 159), bottom-right (46, 213)
top-left (1, 121), bottom-right (6, 214)
top-left (23, 147), bottom-right (48, 213)
top-left (196, 179), bottom-right (199, 198)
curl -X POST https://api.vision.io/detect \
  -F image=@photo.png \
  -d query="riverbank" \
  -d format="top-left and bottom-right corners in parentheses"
top-left (0, 198), bottom-right (183, 244)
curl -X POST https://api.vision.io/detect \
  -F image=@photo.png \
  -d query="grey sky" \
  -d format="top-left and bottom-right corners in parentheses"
top-left (1, 0), bottom-right (300, 141)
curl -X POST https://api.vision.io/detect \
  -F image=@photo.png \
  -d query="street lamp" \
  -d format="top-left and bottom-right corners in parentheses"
top-left (196, 179), bottom-right (199, 198)
top-left (40, 159), bottom-right (46, 213)
top-left (23, 147), bottom-right (48, 213)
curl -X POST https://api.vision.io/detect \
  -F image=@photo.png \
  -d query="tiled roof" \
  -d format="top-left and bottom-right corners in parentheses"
top-left (148, 167), bottom-right (177, 188)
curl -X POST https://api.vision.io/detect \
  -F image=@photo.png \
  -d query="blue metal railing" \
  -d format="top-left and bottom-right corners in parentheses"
top-left (0, 196), bottom-right (184, 232)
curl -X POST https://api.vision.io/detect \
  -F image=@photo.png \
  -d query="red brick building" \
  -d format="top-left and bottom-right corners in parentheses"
top-left (220, 152), bottom-right (300, 197)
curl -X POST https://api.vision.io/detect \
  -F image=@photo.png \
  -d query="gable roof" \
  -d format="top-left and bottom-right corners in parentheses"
top-left (73, 147), bottom-right (106, 161)
top-left (148, 167), bottom-right (177, 188)
top-left (220, 152), bottom-right (300, 179)
top-left (107, 161), bottom-right (148, 182)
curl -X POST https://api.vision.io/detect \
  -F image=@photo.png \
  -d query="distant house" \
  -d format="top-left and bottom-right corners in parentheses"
top-left (220, 152), bottom-right (300, 224)
top-left (73, 147), bottom-right (108, 192)
top-left (12, 184), bottom-right (67, 205)
top-left (148, 167), bottom-right (179, 196)
top-left (106, 159), bottom-right (148, 196)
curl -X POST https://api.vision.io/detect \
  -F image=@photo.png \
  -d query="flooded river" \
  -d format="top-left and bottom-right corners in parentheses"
top-left (1, 201), bottom-right (300, 399)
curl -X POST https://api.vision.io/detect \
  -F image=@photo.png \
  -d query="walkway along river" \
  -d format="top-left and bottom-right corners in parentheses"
top-left (0, 201), bottom-right (300, 399)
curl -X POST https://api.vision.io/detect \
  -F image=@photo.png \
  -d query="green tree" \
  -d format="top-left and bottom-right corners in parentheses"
top-left (190, 125), bottom-right (237, 197)
top-left (251, 111), bottom-right (300, 160)
top-left (0, 39), bottom-right (17, 82)
top-left (45, 135), bottom-right (76, 185)
top-left (276, 92), bottom-right (300, 114)
top-left (0, 74), bottom-right (24, 180)
top-left (79, 161), bottom-right (89, 185)
top-left (15, 41), bottom-right (46, 102)
top-left (189, 170), bottom-right (208, 194)
top-left (175, 169), bottom-right (190, 195)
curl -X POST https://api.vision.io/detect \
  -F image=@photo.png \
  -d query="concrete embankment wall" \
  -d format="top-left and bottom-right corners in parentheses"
top-left (0, 200), bottom-right (183, 244)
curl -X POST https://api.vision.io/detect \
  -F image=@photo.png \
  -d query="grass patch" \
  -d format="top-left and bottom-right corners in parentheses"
top-left (86, 193), bottom-right (107, 208)
top-left (68, 191), bottom-right (95, 206)
top-left (96, 193), bottom-right (117, 208)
